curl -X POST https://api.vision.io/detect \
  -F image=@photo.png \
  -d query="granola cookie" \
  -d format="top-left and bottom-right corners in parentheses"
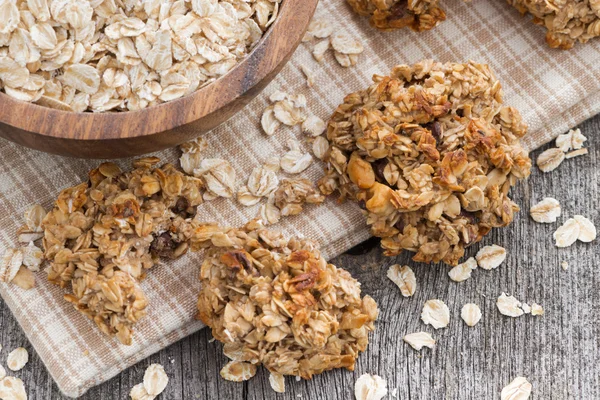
top-left (197, 221), bottom-right (378, 379)
top-left (347, 0), bottom-right (446, 31)
top-left (508, 0), bottom-right (600, 49)
top-left (42, 157), bottom-right (210, 345)
top-left (318, 60), bottom-right (531, 266)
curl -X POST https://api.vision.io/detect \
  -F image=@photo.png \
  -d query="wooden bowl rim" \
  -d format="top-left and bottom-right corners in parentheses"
top-left (0, 0), bottom-right (315, 141)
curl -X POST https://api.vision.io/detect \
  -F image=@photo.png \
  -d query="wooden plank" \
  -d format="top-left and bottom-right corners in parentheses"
top-left (0, 116), bottom-right (598, 399)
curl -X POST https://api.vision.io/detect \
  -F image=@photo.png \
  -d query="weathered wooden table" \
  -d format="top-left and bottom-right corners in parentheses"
top-left (1, 117), bottom-right (598, 399)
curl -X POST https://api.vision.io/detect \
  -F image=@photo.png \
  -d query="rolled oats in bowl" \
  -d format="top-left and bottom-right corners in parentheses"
top-left (346, 0), bottom-right (446, 31)
top-left (197, 221), bottom-right (379, 379)
top-left (0, 0), bottom-right (281, 112)
top-left (318, 60), bottom-right (531, 265)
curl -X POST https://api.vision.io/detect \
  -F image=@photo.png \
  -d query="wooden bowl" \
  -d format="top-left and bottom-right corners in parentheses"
top-left (0, 0), bottom-right (319, 159)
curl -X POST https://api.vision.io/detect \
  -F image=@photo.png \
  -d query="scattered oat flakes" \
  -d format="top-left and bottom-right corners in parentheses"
top-left (501, 376), bottom-right (532, 400)
top-left (312, 39), bottom-right (330, 63)
top-left (461, 303), bottom-right (482, 327)
top-left (264, 156), bottom-right (281, 173)
top-left (129, 383), bottom-right (153, 400)
top-left (537, 148), bottom-right (565, 172)
top-left (331, 34), bottom-right (364, 55)
top-left (0, 376), bottom-right (27, 400)
top-left (555, 128), bottom-right (587, 152)
top-left (565, 148), bottom-right (588, 159)
top-left (12, 265), bottom-right (35, 290)
top-left (24, 204), bottom-right (46, 232)
top-left (312, 136), bottom-right (329, 160)
top-left (497, 293), bottom-right (524, 318)
top-left (354, 374), bottom-right (388, 400)
top-left (237, 185), bottom-right (262, 207)
top-left (306, 18), bottom-right (334, 40)
top-left (261, 105), bottom-right (281, 136)
top-left (529, 198), bottom-right (561, 223)
top-left (334, 51), bottom-right (359, 68)
top-left (280, 149), bottom-right (313, 174)
top-left (531, 303), bottom-right (544, 316)
top-left (386, 264), bottom-right (416, 297)
top-left (574, 215), bottom-right (596, 242)
top-left (448, 257), bottom-right (477, 282)
top-left (195, 159), bottom-right (236, 198)
top-left (259, 193), bottom-right (281, 225)
top-left (300, 64), bottom-right (315, 87)
top-left (220, 361), bottom-right (257, 382)
top-left (143, 364), bottom-right (169, 396)
top-left (421, 299), bottom-right (450, 329)
top-left (0, 248), bottom-right (23, 283)
top-left (403, 332), bottom-right (435, 350)
top-left (269, 372), bottom-right (285, 393)
top-left (21, 242), bottom-right (43, 271)
top-left (561, 261), bottom-right (569, 271)
top-left (302, 115), bottom-right (326, 137)
top-left (247, 166), bottom-right (279, 197)
top-left (476, 245), bottom-right (506, 270)
top-left (553, 218), bottom-right (580, 247)
top-left (7, 347), bottom-right (28, 371)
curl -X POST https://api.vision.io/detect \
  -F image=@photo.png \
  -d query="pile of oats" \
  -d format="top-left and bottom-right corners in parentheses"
top-left (346, 0), bottom-right (446, 32)
top-left (319, 60), bottom-right (531, 265)
top-left (197, 221), bottom-right (379, 380)
top-left (537, 128), bottom-right (588, 172)
top-left (508, 0), bottom-right (600, 49)
top-left (42, 157), bottom-right (216, 345)
top-left (302, 18), bottom-right (364, 68)
top-left (0, 0), bottom-right (281, 111)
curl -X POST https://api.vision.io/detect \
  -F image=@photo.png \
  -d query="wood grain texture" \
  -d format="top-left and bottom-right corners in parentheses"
top-left (0, 116), bottom-right (598, 399)
top-left (0, 0), bottom-right (318, 159)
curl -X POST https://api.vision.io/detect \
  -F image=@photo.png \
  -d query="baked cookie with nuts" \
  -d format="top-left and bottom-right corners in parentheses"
top-left (42, 157), bottom-right (212, 345)
top-left (319, 60), bottom-right (531, 265)
top-left (509, 0), bottom-right (600, 49)
top-left (347, 0), bottom-right (446, 31)
top-left (197, 221), bottom-right (378, 379)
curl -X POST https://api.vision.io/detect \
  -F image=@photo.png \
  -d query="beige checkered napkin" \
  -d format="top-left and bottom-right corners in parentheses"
top-left (1, 0), bottom-right (599, 397)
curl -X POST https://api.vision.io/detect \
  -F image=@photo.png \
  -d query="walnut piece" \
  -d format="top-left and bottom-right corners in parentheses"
top-left (197, 222), bottom-right (379, 379)
top-left (319, 61), bottom-right (531, 265)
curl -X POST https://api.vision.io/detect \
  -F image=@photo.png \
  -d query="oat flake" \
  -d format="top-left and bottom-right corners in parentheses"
top-left (421, 299), bottom-right (450, 329)
top-left (261, 105), bottom-right (281, 136)
top-left (143, 364), bottom-right (168, 396)
top-left (553, 218), bottom-right (580, 247)
top-left (448, 257), bottom-right (477, 282)
top-left (7, 347), bottom-right (28, 371)
top-left (529, 198), bottom-right (561, 223)
top-left (269, 372), bottom-right (285, 393)
top-left (497, 293), bottom-right (524, 318)
top-left (403, 332), bottom-right (435, 350)
top-left (475, 245), bottom-right (506, 270)
top-left (354, 373), bottom-right (388, 400)
top-left (537, 148), bottom-right (565, 172)
top-left (530, 303), bottom-right (544, 316)
top-left (501, 377), bottom-right (532, 400)
top-left (129, 382), bottom-right (154, 400)
top-left (461, 303), bottom-right (482, 327)
top-left (555, 128), bottom-right (586, 152)
top-left (386, 264), bottom-right (416, 297)
top-left (0, 376), bottom-right (27, 400)
top-left (220, 361), bottom-right (257, 382)
top-left (0, 248), bottom-right (23, 283)
top-left (280, 150), bottom-right (312, 174)
top-left (302, 114), bottom-right (326, 137)
top-left (574, 215), bottom-right (596, 242)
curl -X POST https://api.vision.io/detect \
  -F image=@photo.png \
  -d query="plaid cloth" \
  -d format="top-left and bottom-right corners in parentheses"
top-left (1, 0), bottom-right (600, 397)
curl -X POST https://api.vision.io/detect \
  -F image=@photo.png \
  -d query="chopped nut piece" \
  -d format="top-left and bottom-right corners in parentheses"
top-left (556, 129), bottom-right (587, 152)
top-left (475, 245), bottom-right (507, 270)
top-left (553, 218), bottom-right (581, 248)
top-left (403, 332), bottom-right (435, 350)
top-left (129, 382), bottom-right (154, 400)
top-left (448, 257), bottom-right (477, 282)
top-left (269, 372), bottom-right (285, 393)
top-left (421, 299), bottom-right (450, 329)
top-left (501, 376), bottom-right (532, 400)
top-left (319, 61), bottom-right (531, 266)
top-left (529, 198), bottom-right (561, 223)
top-left (497, 293), bottom-right (524, 318)
top-left (354, 374), bottom-right (388, 400)
top-left (7, 347), bottom-right (28, 371)
top-left (0, 376), bottom-right (27, 400)
top-left (565, 148), bottom-right (588, 159)
top-left (460, 303), bottom-right (482, 327)
top-left (530, 303), bottom-right (544, 316)
top-left (574, 215), bottom-right (597, 242)
top-left (386, 264), bottom-right (416, 297)
top-left (143, 364), bottom-right (169, 396)
top-left (197, 223), bottom-right (378, 379)
top-left (347, 0), bottom-right (446, 32)
top-left (302, 115), bottom-right (326, 137)
top-left (537, 148), bottom-right (565, 172)
top-left (12, 266), bottom-right (35, 290)
top-left (220, 361), bottom-right (257, 382)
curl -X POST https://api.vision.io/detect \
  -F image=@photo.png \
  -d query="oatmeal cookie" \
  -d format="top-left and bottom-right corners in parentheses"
top-left (42, 157), bottom-right (210, 345)
top-left (197, 221), bottom-right (378, 379)
top-left (318, 60), bottom-right (531, 266)
top-left (347, 0), bottom-right (446, 31)
top-left (508, 0), bottom-right (600, 49)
